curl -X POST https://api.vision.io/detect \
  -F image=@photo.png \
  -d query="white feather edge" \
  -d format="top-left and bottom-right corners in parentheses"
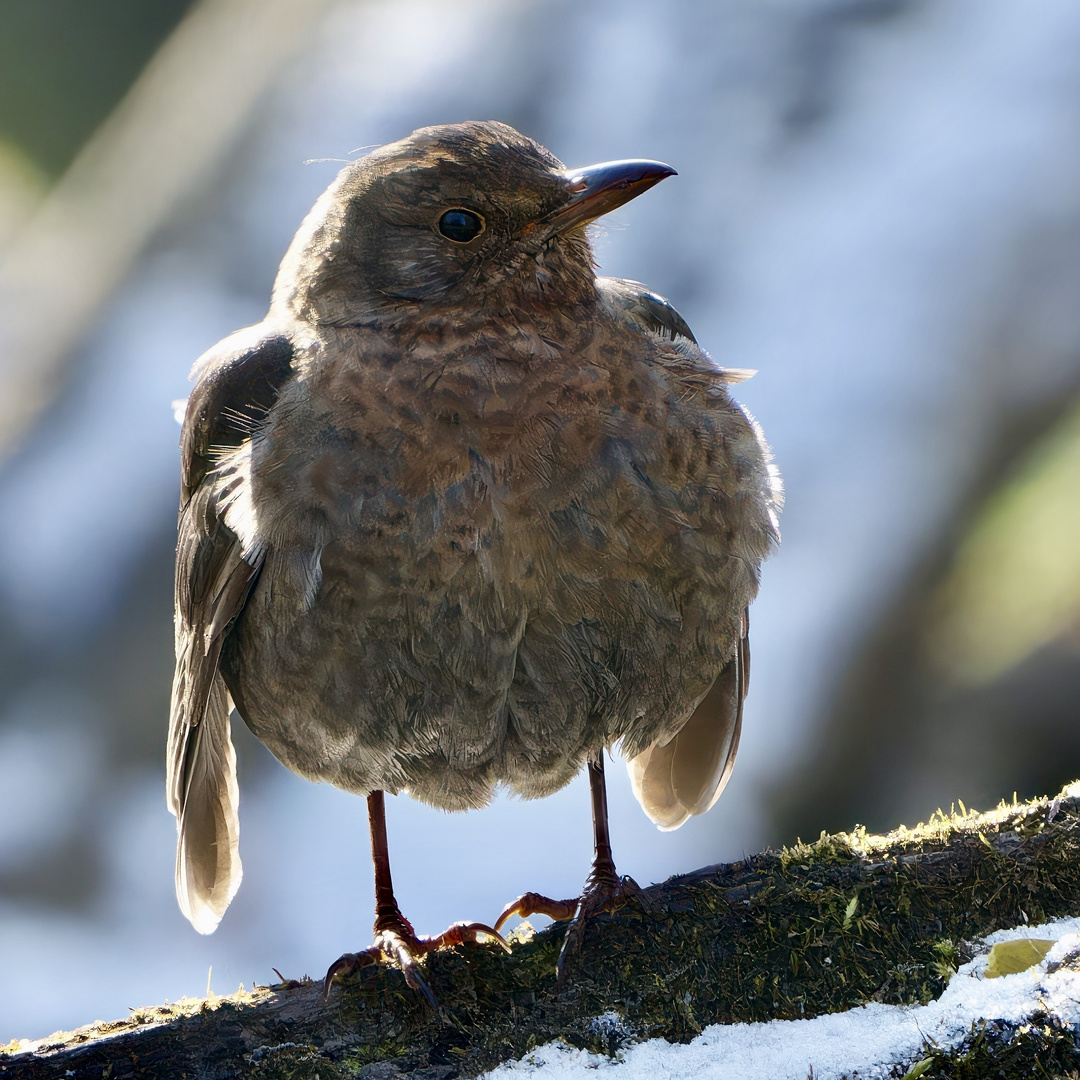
top-left (174, 687), bottom-right (243, 935)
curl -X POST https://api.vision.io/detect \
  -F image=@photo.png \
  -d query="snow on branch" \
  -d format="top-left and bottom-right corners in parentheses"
top-left (4, 784), bottom-right (1080, 1079)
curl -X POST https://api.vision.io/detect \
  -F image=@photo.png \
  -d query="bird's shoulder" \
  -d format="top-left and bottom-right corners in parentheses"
top-left (596, 276), bottom-right (697, 345)
top-left (180, 322), bottom-right (297, 503)
top-left (597, 277), bottom-right (757, 388)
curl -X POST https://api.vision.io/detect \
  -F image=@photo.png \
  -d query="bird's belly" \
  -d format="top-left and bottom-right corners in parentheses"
top-left (224, 466), bottom-right (751, 811)
top-left (223, 371), bottom-right (764, 811)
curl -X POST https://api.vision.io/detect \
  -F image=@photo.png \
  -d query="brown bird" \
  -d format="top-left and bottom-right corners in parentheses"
top-left (167, 120), bottom-right (779, 1001)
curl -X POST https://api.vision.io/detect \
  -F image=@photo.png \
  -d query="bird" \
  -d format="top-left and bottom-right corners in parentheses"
top-left (167, 120), bottom-right (780, 1001)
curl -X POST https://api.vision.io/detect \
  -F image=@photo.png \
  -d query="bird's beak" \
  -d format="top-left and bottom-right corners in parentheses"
top-left (524, 159), bottom-right (677, 240)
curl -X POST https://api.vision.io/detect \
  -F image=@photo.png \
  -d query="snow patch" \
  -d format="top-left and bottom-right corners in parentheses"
top-left (485, 917), bottom-right (1080, 1080)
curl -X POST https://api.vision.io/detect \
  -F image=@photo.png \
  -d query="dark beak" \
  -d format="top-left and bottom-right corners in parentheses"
top-left (525, 159), bottom-right (677, 240)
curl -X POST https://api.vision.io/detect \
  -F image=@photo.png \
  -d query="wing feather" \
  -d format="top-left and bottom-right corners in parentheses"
top-left (628, 609), bottom-right (749, 831)
top-left (599, 277), bottom-right (698, 343)
top-left (599, 277), bottom-right (756, 383)
top-left (167, 325), bottom-right (293, 933)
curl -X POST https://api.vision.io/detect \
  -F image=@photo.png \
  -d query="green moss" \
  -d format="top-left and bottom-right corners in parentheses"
top-left (325, 782), bottom-right (1080, 1069)
top-left (8, 783), bottom-right (1080, 1078)
top-left (247, 1043), bottom-right (350, 1080)
top-left (910, 1016), bottom-right (1080, 1079)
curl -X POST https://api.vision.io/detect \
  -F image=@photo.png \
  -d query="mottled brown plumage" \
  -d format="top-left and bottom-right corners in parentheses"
top-left (168, 121), bottom-right (779, 992)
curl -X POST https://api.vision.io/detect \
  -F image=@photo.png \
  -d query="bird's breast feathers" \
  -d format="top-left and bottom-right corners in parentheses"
top-left (214, 307), bottom-right (777, 801)
top-left (245, 313), bottom-right (773, 610)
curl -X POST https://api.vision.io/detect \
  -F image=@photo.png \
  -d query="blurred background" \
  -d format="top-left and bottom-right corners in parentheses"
top-left (3, 0), bottom-right (1080, 1042)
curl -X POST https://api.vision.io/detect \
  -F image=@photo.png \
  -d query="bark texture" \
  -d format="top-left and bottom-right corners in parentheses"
top-left (4, 784), bottom-right (1080, 1079)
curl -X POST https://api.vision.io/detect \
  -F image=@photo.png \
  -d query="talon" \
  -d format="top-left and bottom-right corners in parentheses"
top-left (627, 877), bottom-right (655, 913)
top-left (323, 949), bottom-right (378, 999)
top-left (436, 920), bottom-right (512, 953)
top-left (495, 891), bottom-right (579, 932)
top-left (399, 958), bottom-right (438, 1009)
top-left (327, 915), bottom-right (511, 1007)
top-left (556, 919), bottom-right (585, 988)
top-left (509, 871), bottom-right (643, 990)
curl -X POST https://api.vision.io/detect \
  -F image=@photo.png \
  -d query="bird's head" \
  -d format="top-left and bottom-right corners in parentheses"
top-left (272, 121), bottom-right (675, 328)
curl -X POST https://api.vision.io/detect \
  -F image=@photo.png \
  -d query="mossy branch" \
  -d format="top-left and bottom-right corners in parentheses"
top-left (4, 784), bottom-right (1080, 1079)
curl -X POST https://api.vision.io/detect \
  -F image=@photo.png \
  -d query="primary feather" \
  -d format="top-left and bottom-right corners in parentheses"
top-left (167, 327), bottom-right (293, 932)
top-left (628, 612), bottom-right (748, 830)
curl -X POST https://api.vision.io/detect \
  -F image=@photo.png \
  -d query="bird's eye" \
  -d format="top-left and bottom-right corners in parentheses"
top-left (437, 208), bottom-right (485, 244)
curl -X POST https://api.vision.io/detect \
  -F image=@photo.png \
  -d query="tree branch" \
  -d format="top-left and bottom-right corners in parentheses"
top-left (4, 783), bottom-right (1080, 1078)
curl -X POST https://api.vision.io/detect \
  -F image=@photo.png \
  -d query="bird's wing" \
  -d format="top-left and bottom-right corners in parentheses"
top-left (628, 608), bottom-right (749, 831)
top-left (598, 276), bottom-right (698, 343)
top-left (598, 277), bottom-right (756, 384)
top-left (167, 326), bottom-right (294, 933)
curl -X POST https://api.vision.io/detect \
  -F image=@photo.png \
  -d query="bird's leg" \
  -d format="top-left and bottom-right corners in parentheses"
top-left (585, 751), bottom-right (620, 894)
top-left (555, 754), bottom-right (646, 981)
top-left (495, 753), bottom-right (646, 983)
top-left (323, 791), bottom-right (509, 1004)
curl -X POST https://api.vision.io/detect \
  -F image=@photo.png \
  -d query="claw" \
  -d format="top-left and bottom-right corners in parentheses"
top-left (556, 918), bottom-right (585, 987)
top-left (494, 891), bottom-right (579, 933)
top-left (271, 966), bottom-right (304, 990)
top-left (437, 920), bottom-right (513, 953)
top-left (323, 916), bottom-right (511, 1006)
top-left (496, 875), bottom-right (645, 988)
top-left (323, 948), bottom-right (378, 999)
top-left (397, 956), bottom-right (437, 1009)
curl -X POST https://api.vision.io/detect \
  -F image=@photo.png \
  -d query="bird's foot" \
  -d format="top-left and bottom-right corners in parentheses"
top-left (494, 891), bottom-right (580, 929)
top-left (323, 909), bottom-right (510, 1005)
top-left (496, 863), bottom-right (648, 987)
top-left (555, 867), bottom-right (647, 986)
